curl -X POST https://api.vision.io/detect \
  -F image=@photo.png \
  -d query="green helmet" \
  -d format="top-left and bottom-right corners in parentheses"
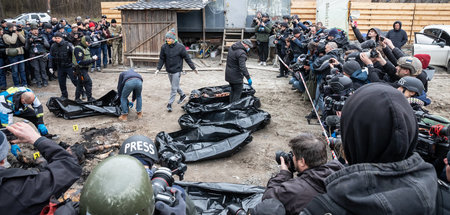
top-left (80, 155), bottom-right (155, 215)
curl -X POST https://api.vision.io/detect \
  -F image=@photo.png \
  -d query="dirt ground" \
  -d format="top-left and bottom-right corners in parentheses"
top-left (11, 55), bottom-right (450, 190)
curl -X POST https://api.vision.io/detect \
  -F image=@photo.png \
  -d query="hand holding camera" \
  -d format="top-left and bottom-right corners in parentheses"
top-left (275, 151), bottom-right (295, 172)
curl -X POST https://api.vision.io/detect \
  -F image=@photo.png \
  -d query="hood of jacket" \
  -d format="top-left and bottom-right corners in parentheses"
top-left (350, 69), bottom-right (368, 82)
top-left (393, 21), bottom-right (402, 31)
top-left (231, 41), bottom-right (247, 53)
top-left (341, 83), bottom-right (418, 165)
top-left (366, 27), bottom-right (382, 41)
top-left (324, 153), bottom-right (437, 215)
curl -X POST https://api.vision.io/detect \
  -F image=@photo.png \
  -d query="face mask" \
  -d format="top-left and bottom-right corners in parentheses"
top-left (246, 47), bottom-right (250, 52)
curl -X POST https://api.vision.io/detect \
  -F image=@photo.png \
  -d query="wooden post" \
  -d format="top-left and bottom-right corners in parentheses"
top-left (47, 0), bottom-right (51, 14)
top-left (409, 3), bottom-right (417, 44)
top-left (202, 8), bottom-right (206, 59)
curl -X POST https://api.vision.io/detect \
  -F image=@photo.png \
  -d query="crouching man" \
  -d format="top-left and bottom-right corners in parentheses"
top-left (262, 133), bottom-right (344, 215)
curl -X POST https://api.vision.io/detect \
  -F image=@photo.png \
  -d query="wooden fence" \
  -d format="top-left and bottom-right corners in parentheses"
top-left (291, 1), bottom-right (450, 42)
top-left (101, 1), bottom-right (130, 24)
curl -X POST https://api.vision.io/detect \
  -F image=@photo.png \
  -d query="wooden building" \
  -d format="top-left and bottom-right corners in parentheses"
top-left (115, 0), bottom-right (209, 66)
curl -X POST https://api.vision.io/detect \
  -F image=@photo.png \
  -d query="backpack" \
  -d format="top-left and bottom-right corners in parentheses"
top-left (436, 180), bottom-right (450, 215)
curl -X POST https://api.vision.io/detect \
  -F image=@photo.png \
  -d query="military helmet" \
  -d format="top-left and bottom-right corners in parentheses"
top-left (119, 135), bottom-right (159, 166)
top-left (398, 76), bottom-right (425, 96)
top-left (79, 155), bottom-right (155, 215)
top-left (397, 56), bottom-right (423, 76)
top-left (81, 35), bottom-right (91, 48)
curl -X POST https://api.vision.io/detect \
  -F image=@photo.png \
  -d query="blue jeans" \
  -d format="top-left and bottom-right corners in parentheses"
top-left (90, 47), bottom-right (101, 68)
top-left (101, 43), bottom-right (108, 66)
top-left (8, 55), bottom-right (27, 86)
top-left (120, 79), bottom-right (142, 114)
top-left (293, 80), bottom-right (305, 93)
top-left (0, 58), bottom-right (5, 88)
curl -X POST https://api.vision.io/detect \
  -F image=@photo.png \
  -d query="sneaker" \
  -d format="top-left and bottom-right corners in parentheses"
top-left (137, 112), bottom-right (143, 119)
top-left (75, 98), bottom-right (83, 103)
top-left (82, 92), bottom-right (87, 100)
top-left (60, 96), bottom-right (68, 100)
top-left (96, 67), bottom-right (101, 72)
top-left (258, 62), bottom-right (263, 66)
top-left (43, 81), bottom-right (48, 87)
top-left (177, 94), bottom-right (187, 104)
top-left (90, 68), bottom-right (95, 73)
top-left (167, 104), bottom-right (172, 112)
top-left (118, 114), bottom-right (127, 121)
top-left (263, 62), bottom-right (267, 66)
top-left (276, 74), bottom-right (284, 78)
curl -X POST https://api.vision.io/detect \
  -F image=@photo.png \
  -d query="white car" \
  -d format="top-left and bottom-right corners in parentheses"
top-left (5, 13), bottom-right (51, 24)
top-left (413, 25), bottom-right (450, 72)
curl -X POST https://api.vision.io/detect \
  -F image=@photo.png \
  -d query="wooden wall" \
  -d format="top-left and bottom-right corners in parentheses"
top-left (121, 10), bottom-right (177, 65)
top-left (101, 1), bottom-right (129, 24)
top-left (291, 1), bottom-right (450, 42)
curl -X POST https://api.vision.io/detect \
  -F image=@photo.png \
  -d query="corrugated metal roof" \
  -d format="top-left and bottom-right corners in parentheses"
top-left (115, 0), bottom-right (209, 10)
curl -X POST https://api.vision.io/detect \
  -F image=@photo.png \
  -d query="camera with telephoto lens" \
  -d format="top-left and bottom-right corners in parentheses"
top-left (151, 167), bottom-right (178, 207)
top-left (159, 150), bottom-right (187, 180)
top-left (227, 204), bottom-right (247, 215)
top-left (275, 151), bottom-right (295, 172)
top-left (31, 35), bottom-right (42, 42)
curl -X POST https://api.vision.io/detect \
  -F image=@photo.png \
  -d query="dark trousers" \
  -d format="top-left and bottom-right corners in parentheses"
top-left (57, 66), bottom-right (77, 98)
top-left (90, 47), bottom-right (101, 69)
top-left (30, 57), bottom-right (48, 84)
top-left (107, 44), bottom-right (112, 63)
top-left (0, 58), bottom-right (5, 89)
top-left (101, 43), bottom-right (108, 67)
top-left (75, 68), bottom-right (92, 99)
top-left (229, 83), bottom-right (243, 103)
top-left (258, 42), bottom-right (269, 62)
top-left (279, 54), bottom-right (288, 76)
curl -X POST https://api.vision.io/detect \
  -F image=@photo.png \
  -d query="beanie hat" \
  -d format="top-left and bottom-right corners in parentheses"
top-left (111, 19), bottom-right (117, 24)
top-left (328, 28), bottom-right (339, 38)
top-left (242, 39), bottom-right (253, 48)
top-left (165, 28), bottom-right (176, 40)
top-left (414, 54), bottom-right (431, 69)
top-left (89, 22), bottom-right (95, 28)
top-left (280, 22), bottom-right (289, 28)
top-left (293, 27), bottom-right (301, 35)
top-left (6, 22), bottom-right (14, 29)
top-left (0, 132), bottom-right (10, 162)
top-left (54, 32), bottom-right (64, 38)
top-left (397, 56), bottom-right (422, 76)
top-left (44, 22), bottom-right (52, 29)
top-left (343, 60), bottom-right (362, 75)
top-left (30, 23), bottom-right (39, 30)
top-left (71, 24), bottom-right (78, 29)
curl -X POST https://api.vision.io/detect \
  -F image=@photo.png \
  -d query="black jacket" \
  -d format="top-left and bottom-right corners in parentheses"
top-left (263, 160), bottom-right (344, 215)
top-left (157, 42), bottom-right (195, 74)
top-left (225, 42), bottom-right (250, 84)
top-left (117, 69), bottom-right (143, 101)
top-left (0, 36), bottom-right (6, 58)
top-left (50, 40), bottom-right (73, 69)
top-left (352, 26), bottom-right (382, 43)
top-left (0, 137), bottom-right (82, 215)
top-left (386, 21), bottom-right (408, 49)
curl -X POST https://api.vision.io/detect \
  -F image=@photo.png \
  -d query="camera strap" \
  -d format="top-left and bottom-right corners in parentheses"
top-left (278, 56), bottom-right (337, 160)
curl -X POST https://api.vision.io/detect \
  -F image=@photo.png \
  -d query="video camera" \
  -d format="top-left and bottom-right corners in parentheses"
top-left (322, 74), bottom-right (353, 123)
top-left (275, 150), bottom-right (295, 172)
top-left (159, 150), bottom-right (187, 180)
top-left (151, 167), bottom-right (178, 207)
top-left (414, 111), bottom-right (449, 165)
top-left (360, 40), bottom-right (379, 58)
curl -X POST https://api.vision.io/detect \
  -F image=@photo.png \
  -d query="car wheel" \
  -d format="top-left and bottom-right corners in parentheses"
top-left (447, 60), bottom-right (450, 73)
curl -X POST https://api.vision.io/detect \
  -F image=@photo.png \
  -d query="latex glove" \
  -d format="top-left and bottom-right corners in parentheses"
top-left (11, 144), bottom-right (21, 157)
top-left (155, 188), bottom-right (186, 215)
top-left (49, 68), bottom-right (54, 75)
top-left (37, 124), bottom-right (48, 136)
top-left (193, 69), bottom-right (198, 74)
top-left (247, 78), bottom-right (253, 86)
top-left (128, 102), bottom-right (134, 108)
top-left (92, 55), bottom-right (98, 60)
top-left (155, 69), bottom-right (160, 75)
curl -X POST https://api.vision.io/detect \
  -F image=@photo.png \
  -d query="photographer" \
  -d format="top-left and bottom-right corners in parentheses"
top-left (3, 22), bottom-right (27, 87)
top-left (275, 22), bottom-right (291, 78)
top-left (0, 122), bottom-right (81, 214)
top-left (251, 12), bottom-right (262, 28)
top-left (263, 133), bottom-right (344, 215)
top-left (25, 23), bottom-right (50, 88)
top-left (301, 83), bottom-right (437, 215)
top-left (254, 13), bottom-right (272, 66)
top-left (88, 22), bottom-right (102, 72)
top-left (290, 28), bottom-right (308, 62)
